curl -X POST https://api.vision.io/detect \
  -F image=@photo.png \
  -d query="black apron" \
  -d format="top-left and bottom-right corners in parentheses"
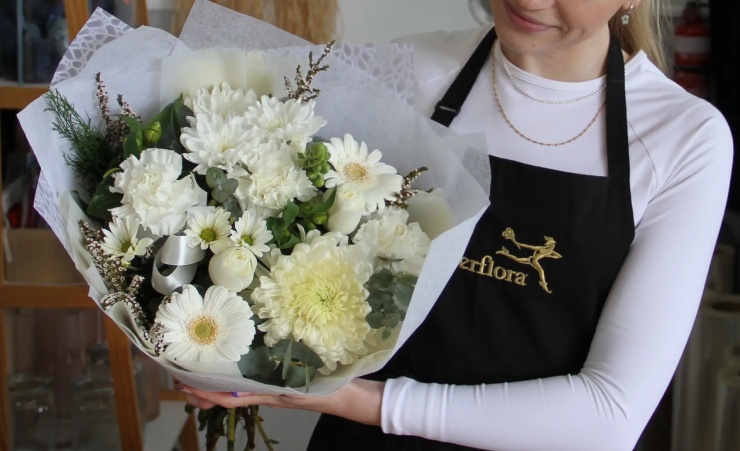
top-left (307, 28), bottom-right (635, 451)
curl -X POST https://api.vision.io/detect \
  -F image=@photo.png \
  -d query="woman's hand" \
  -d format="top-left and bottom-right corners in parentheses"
top-left (176, 378), bottom-right (386, 427)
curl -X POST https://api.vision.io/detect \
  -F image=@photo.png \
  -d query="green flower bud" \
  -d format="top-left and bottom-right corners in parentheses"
top-left (144, 121), bottom-right (162, 144)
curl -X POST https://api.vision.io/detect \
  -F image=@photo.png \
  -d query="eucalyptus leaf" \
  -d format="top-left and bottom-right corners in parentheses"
top-left (390, 283), bottom-right (414, 306)
top-left (367, 290), bottom-right (390, 311)
top-left (281, 341), bottom-right (293, 380)
top-left (366, 312), bottom-right (384, 329)
top-left (382, 312), bottom-right (401, 329)
top-left (369, 269), bottom-right (394, 288)
top-left (206, 167), bottom-right (227, 187)
top-left (382, 327), bottom-right (392, 340)
top-left (283, 364), bottom-right (317, 389)
top-left (271, 339), bottom-right (324, 368)
top-left (220, 178), bottom-right (238, 195)
top-left (395, 273), bottom-right (418, 287)
top-left (238, 347), bottom-right (276, 379)
top-left (211, 187), bottom-right (230, 203)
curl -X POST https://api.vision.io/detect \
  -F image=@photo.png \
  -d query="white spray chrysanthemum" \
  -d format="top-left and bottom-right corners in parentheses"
top-left (155, 285), bottom-right (255, 362)
top-left (184, 83), bottom-right (257, 118)
top-left (323, 134), bottom-right (403, 213)
top-left (353, 207), bottom-right (431, 276)
top-left (230, 209), bottom-right (272, 257)
top-left (251, 231), bottom-right (374, 373)
top-left (100, 215), bottom-right (153, 262)
top-left (180, 113), bottom-right (258, 175)
top-left (184, 207), bottom-right (232, 253)
top-left (244, 95), bottom-right (326, 149)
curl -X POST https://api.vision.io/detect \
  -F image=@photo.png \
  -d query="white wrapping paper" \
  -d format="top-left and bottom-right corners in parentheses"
top-left (17, 2), bottom-right (491, 395)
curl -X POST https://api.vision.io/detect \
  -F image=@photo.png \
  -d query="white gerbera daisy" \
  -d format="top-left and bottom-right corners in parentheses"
top-left (184, 207), bottom-right (233, 253)
top-left (155, 285), bottom-right (255, 362)
top-left (323, 134), bottom-right (403, 213)
top-left (251, 232), bottom-right (374, 373)
top-left (230, 209), bottom-right (273, 257)
top-left (353, 207), bottom-right (431, 276)
top-left (184, 83), bottom-right (257, 118)
top-left (244, 96), bottom-right (326, 148)
top-left (180, 113), bottom-right (259, 175)
top-left (100, 215), bottom-right (153, 262)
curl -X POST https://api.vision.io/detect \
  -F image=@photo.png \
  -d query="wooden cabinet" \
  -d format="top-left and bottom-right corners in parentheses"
top-left (0, 2), bottom-right (197, 450)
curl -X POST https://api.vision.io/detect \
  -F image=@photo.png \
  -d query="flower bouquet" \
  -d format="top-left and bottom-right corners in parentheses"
top-left (17, 0), bottom-right (490, 448)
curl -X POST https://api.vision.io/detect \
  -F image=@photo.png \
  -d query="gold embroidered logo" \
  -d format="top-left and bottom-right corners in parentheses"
top-left (496, 228), bottom-right (562, 294)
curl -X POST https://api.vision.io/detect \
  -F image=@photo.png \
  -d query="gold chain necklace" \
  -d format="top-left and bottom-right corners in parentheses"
top-left (491, 53), bottom-right (606, 147)
top-left (501, 57), bottom-right (606, 105)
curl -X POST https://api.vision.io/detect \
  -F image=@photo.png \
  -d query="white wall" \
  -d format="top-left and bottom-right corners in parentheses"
top-left (336, 0), bottom-right (481, 43)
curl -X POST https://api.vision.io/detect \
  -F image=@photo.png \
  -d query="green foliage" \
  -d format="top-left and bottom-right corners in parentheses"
top-left (365, 269), bottom-right (417, 339)
top-left (238, 339), bottom-right (324, 391)
top-left (265, 189), bottom-right (336, 250)
top-left (205, 168), bottom-right (242, 219)
top-left (86, 177), bottom-right (123, 223)
top-left (45, 90), bottom-right (120, 197)
top-left (120, 95), bottom-right (190, 158)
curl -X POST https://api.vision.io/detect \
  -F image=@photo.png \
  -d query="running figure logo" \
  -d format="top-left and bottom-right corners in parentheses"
top-left (495, 228), bottom-right (562, 294)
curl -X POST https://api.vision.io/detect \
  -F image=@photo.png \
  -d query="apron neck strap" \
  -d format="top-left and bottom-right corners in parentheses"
top-left (605, 35), bottom-right (630, 181)
top-left (430, 27), bottom-right (497, 126)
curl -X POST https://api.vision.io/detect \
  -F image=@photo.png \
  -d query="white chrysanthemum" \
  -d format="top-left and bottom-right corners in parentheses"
top-left (353, 207), bottom-right (431, 276)
top-left (323, 134), bottom-right (403, 213)
top-left (184, 83), bottom-right (257, 118)
top-left (156, 285), bottom-right (256, 362)
top-left (230, 209), bottom-right (272, 257)
top-left (184, 207), bottom-right (232, 253)
top-left (100, 215), bottom-right (153, 262)
top-left (244, 96), bottom-right (326, 148)
top-left (251, 231), bottom-right (374, 373)
top-left (110, 148), bottom-right (206, 237)
top-left (180, 113), bottom-right (259, 174)
top-left (247, 164), bottom-right (316, 210)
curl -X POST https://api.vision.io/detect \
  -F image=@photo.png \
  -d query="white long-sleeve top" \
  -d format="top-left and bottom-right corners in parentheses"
top-left (380, 27), bottom-right (734, 451)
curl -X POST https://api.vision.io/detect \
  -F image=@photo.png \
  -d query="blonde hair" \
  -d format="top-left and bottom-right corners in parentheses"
top-left (171, 0), bottom-right (338, 44)
top-left (609, 0), bottom-right (670, 73)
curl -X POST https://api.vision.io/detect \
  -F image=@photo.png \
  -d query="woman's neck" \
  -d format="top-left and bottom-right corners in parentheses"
top-left (499, 29), bottom-right (613, 82)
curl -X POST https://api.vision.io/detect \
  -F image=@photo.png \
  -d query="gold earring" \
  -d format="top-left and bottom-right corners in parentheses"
top-left (621, 4), bottom-right (635, 25)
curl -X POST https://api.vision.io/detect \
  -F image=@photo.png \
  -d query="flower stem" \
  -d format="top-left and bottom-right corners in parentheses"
top-left (227, 408), bottom-right (236, 451)
top-left (253, 406), bottom-right (276, 451)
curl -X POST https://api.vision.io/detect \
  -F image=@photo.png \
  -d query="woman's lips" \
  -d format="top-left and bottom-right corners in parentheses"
top-left (503, 1), bottom-right (553, 32)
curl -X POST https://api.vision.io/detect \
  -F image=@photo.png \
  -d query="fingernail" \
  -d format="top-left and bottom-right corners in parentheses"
top-left (232, 392), bottom-right (254, 397)
top-left (176, 387), bottom-right (192, 394)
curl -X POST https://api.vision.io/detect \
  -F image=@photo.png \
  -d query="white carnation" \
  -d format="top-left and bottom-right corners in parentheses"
top-left (247, 163), bottom-right (316, 210)
top-left (110, 148), bottom-right (206, 237)
top-left (353, 207), bottom-right (431, 275)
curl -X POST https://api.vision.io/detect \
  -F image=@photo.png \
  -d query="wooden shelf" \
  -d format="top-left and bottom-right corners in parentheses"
top-left (0, 84), bottom-right (49, 110)
top-left (0, 284), bottom-right (92, 308)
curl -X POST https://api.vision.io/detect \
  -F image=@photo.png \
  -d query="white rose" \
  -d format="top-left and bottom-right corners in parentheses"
top-left (406, 189), bottom-right (456, 240)
top-left (326, 183), bottom-right (365, 235)
top-left (110, 148), bottom-right (206, 237)
top-left (209, 247), bottom-right (258, 292)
